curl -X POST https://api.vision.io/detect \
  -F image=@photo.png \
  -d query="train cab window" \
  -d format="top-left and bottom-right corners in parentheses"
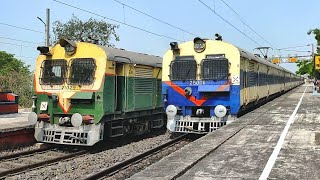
top-left (40, 59), bottom-right (67, 85)
top-left (69, 58), bottom-right (96, 85)
top-left (201, 58), bottom-right (229, 80)
top-left (170, 56), bottom-right (197, 80)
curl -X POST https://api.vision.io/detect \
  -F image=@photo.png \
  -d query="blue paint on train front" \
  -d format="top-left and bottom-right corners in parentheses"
top-left (162, 80), bottom-right (241, 117)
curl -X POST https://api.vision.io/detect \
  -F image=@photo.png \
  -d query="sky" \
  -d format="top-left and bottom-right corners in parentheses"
top-left (0, 0), bottom-right (318, 72)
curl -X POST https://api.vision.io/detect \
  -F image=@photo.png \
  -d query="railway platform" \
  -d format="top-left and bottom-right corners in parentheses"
top-left (0, 109), bottom-right (35, 150)
top-left (130, 84), bottom-right (320, 179)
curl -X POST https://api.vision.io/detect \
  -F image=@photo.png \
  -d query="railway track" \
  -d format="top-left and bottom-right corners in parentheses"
top-left (84, 134), bottom-right (195, 180)
top-left (0, 146), bottom-right (87, 178)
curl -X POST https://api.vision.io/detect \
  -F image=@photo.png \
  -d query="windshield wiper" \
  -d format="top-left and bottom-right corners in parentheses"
top-left (184, 67), bottom-right (192, 81)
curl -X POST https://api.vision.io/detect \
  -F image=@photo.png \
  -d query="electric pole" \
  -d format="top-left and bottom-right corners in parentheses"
top-left (46, 8), bottom-right (50, 47)
top-left (37, 8), bottom-right (50, 46)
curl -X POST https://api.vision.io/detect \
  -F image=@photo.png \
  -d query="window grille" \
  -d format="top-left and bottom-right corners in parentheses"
top-left (201, 58), bottom-right (229, 80)
top-left (170, 57), bottom-right (197, 80)
top-left (40, 59), bottom-right (67, 85)
top-left (69, 58), bottom-right (96, 85)
top-left (248, 62), bottom-right (256, 86)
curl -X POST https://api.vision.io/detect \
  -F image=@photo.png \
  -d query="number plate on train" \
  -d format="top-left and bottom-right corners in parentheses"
top-left (189, 80), bottom-right (206, 85)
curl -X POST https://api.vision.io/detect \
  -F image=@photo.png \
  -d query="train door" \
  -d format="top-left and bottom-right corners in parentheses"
top-left (248, 61), bottom-right (255, 102)
top-left (257, 64), bottom-right (260, 100)
top-left (115, 63), bottom-right (124, 112)
top-left (267, 67), bottom-right (270, 97)
top-left (284, 72), bottom-right (287, 90)
top-left (240, 58), bottom-right (248, 105)
top-left (281, 71), bottom-right (284, 91)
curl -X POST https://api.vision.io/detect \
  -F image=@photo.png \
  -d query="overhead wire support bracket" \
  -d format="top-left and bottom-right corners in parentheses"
top-left (254, 47), bottom-right (273, 59)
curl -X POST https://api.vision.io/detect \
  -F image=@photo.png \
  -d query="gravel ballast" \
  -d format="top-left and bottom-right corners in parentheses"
top-left (10, 130), bottom-right (174, 179)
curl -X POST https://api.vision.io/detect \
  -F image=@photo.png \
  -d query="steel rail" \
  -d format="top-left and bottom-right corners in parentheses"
top-left (84, 134), bottom-right (188, 180)
top-left (0, 149), bottom-right (87, 178)
top-left (0, 147), bottom-right (52, 161)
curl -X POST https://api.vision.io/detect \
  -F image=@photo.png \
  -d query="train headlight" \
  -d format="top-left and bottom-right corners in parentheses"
top-left (28, 112), bottom-right (38, 125)
top-left (214, 105), bottom-right (227, 118)
top-left (166, 105), bottom-right (177, 117)
top-left (64, 43), bottom-right (76, 55)
top-left (193, 37), bottom-right (206, 53)
top-left (59, 38), bottom-right (77, 56)
top-left (71, 113), bottom-right (83, 127)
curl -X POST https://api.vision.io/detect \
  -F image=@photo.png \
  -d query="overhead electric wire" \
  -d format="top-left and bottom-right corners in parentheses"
top-left (0, 36), bottom-right (40, 45)
top-left (219, 0), bottom-right (275, 48)
top-left (15, 55), bottom-right (36, 59)
top-left (0, 22), bottom-right (44, 34)
top-left (0, 41), bottom-right (36, 48)
top-left (278, 44), bottom-right (311, 50)
top-left (197, 0), bottom-right (261, 46)
top-left (53, 0), bottom-right (182, 42)
top-left (280, 49), bottom-right (311, 53)
top-left (113, 0), bottom-right (199, 37)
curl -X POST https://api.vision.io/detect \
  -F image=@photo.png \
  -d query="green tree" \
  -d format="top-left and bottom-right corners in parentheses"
top-left (308, 28), bottom-right (320, 78)
top-left (52, 15), bottom-right (120, 46)
top-left (308, 29), bottom-right (320, 52)
top-left (0, 51), bottom-right (33, 107)
top-left (296, 60), bottom-right (313, 76)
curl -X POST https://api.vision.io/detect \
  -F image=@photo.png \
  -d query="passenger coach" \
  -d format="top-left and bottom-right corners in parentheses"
top-left (163, 37), bottom-right (303, 133)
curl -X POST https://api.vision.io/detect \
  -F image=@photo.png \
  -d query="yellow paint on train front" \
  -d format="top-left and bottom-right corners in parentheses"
top-left (162, 40), bottom-right (240, 81)
top-left (34, 42), bottom-right (107, 113)
top-left (35, 42), bottom-right (107, 93)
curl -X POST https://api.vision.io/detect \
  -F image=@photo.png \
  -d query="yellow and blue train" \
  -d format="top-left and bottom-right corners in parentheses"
top-left (163, 37), bottom-right (303, 133)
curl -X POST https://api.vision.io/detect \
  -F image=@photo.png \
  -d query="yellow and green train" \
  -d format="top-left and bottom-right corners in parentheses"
top-left (28, 39), bottom-right (163, 146)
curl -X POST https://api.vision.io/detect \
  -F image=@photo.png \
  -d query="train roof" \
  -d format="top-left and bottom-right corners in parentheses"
top-left (101, 46), bottom-right (162, 68)
top-left (236, 46), bottom-right (294, 74)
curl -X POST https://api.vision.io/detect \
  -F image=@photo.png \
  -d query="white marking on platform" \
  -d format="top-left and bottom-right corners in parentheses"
top-left (259, 85), bottom-right (308, 180)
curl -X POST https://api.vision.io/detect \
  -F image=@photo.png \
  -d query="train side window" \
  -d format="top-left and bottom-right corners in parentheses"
top-left (40, 59), bottom-right (67, 85)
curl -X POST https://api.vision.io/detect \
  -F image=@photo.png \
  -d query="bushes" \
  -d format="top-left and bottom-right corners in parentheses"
top-left (0, 51), bottom-right (33, 108)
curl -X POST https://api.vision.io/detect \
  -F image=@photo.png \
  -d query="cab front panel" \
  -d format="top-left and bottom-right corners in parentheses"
top-left (162, 39), bottom-right (241, 133)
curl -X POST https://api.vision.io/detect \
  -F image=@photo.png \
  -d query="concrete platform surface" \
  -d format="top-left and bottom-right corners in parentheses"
top-left (0, 109), bottom-right (33, 132)
top-left (130, 84), bottom-right (320, 180)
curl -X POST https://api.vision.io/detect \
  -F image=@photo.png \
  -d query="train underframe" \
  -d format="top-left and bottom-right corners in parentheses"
top-left (166, 115), bottom-right (235, 134)
top-left (34, 108), bottom-right (164, 146)
top-left (167, 84), bottom-right (302, 134)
